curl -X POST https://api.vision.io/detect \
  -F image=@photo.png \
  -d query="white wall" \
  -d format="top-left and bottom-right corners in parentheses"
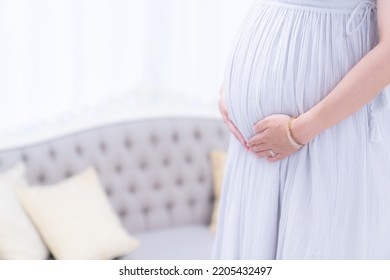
top-left (0, 0), bottom-right (255, 149)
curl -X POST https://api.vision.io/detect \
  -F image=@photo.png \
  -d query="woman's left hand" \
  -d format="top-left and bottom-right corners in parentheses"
top-left (247, 114), bottom-right (301, 162)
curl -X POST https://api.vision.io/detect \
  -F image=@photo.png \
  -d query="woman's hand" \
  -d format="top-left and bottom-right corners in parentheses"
top-left (219, 85), bottom-right (250, 151)
top-left (247, 114), bottom-right (307, 162)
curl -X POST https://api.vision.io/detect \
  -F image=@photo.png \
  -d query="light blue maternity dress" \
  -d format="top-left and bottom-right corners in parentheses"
top-left (212, 0), bottom-right (390, 259)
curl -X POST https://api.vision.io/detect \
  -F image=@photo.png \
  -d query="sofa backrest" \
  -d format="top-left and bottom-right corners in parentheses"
top-left (0, 118), bottom-right (230, 233)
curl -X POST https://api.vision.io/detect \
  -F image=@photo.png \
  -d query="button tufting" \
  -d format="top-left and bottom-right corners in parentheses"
top-left (142, 206), bottom-right (150, 214)
top-left (37, 174), bottom-right (46, 183)
top-left (119, 209), bottom-right (127, 217)
top-left (64, 170), bottom-right (73, 178)
top-left (150, 134), bottom-right (158, 145)
top-left (139, 161), bottom-right (148, 170)
top-left (49, 149), bottom-right (56, 159)
top-left (115, 165), bottom-right (122, 174)
top-left (75, 146), bottom-right (83, 155)
top-left (162, 157), bottom-right (170, 166)
top-left (21, 154), bottom-right (28, 163)
top-left (124, 138), bottom-right (132, 149)
top-left (176, 177), bottom-right (183, 186)
top-left (100, 142), bottom-right (107, 152)
top-left (185, 154), bottom-right (192, 164)
top-left (198, 174), bottom-right (205, 183)
top-left (193, 129), bottom-right (201, 140)
top-left (172, 132), bottom-right (179, 143)
top-left (165, 201), bottom-right (173, 210)
top-left (188, 198), bottom-right (196, 207)
top-left (128, 185), bottom-right (137, 194)
top-left (153, 182), bottom-right (161, 190)
top-left (106, 188), bottom-right (113, 196)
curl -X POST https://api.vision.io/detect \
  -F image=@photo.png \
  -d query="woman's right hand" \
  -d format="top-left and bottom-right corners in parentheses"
top-left (218, 85), bottom-right (250, 151)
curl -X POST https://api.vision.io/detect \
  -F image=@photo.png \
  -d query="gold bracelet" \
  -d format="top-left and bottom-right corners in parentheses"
top-left (287, 116), bottom-right (304, 149)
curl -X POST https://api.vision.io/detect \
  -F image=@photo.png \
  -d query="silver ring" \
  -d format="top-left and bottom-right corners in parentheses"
top-left (268, 149), bottom-right (277, 157)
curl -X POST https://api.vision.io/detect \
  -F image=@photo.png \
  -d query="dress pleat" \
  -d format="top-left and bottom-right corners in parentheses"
top-left (212, 0), bottom-right (390, 259)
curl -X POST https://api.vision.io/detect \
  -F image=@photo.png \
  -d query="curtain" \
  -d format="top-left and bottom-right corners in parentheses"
top-left (0, 0), bottom-right (254, 141)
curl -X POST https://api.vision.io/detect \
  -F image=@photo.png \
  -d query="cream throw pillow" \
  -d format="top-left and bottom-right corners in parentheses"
top-left (0, 163), bottom-right (49, 260)
top-left (15, 167), bottom-right (140, 260)
top-left (209, 151), bottom-right (227, 233)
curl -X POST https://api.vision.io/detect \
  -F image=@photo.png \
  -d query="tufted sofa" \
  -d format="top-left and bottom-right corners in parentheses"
top-left (0, 118), bottom-right (230, 259)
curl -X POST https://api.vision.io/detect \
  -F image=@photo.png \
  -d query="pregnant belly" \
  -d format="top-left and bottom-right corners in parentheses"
top-left (223, 3), bottom-right (366, 141)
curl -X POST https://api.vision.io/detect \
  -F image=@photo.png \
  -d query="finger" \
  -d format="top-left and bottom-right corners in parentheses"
top-left (252, 118), bottom-right (269, 134)
top-left (217, 87), bottom-right (249, 151)
top-left (226, 119), bottom-right (249, 150)
top-left (219, 84), bottom-right (224, 97)
top-left (254, 150), bottom-right (270, 158)
top-left (267, 153), bottom-right (286, 162)
top-left (219, 103), bottom-right (232, 128)
top-left (219, 97), bottom-right (230, 124)
top-left (250, 143), bottom-right (269, 153)
top-left (224, 115), bottom-right (249, 151)
top-left (247, 132), bottom-right (266, 147)
top-left (218, 100), bottom-right (227, 117)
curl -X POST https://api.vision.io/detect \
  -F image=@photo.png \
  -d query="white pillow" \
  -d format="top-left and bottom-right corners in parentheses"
top-left (15, 166), bottom-right (140, 260)
top-left (0, 163), bottom-right (49, 260)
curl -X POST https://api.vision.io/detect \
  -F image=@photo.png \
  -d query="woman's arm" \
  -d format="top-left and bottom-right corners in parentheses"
top-left (292, 0), bottom-right (390, 145)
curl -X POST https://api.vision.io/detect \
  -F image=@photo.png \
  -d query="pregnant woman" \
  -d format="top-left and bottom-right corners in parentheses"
top-left (212, 0), bottom-right (390, 259)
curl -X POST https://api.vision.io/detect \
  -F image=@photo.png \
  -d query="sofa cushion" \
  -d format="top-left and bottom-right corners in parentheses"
top-left (15, 167), bottom-right (140, 260)
top-left (120, 225), bottom-right (215, 260)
